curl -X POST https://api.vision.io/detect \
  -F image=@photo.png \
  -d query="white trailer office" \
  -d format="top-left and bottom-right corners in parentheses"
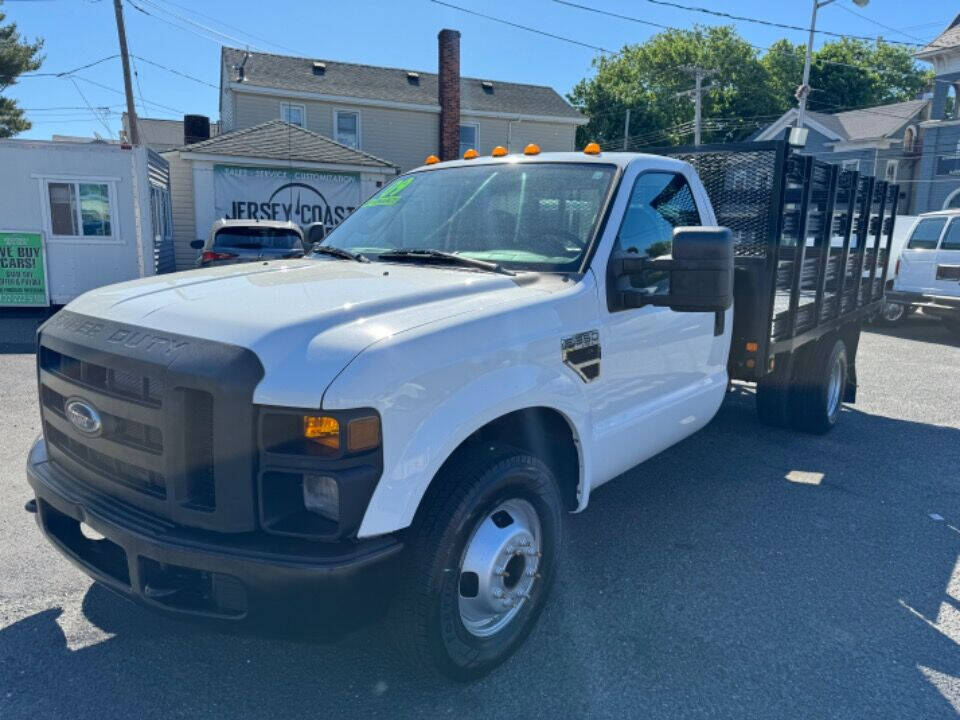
top-left (0, 139), bottom-right (174, 305)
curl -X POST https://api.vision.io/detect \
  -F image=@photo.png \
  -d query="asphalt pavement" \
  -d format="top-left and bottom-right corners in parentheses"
top-left (1, 315), bottom-right (959, 719)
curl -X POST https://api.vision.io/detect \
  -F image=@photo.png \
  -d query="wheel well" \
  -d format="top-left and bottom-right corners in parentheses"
top-left (444, 408), bottom-right (581, 511)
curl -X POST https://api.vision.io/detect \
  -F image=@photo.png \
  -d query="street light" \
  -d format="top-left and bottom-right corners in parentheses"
top-left (795, 0), bottom-right (870, 134)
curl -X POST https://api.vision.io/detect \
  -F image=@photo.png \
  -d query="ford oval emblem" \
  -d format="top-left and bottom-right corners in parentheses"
top-left (64, 398), bottom-right (103, 436)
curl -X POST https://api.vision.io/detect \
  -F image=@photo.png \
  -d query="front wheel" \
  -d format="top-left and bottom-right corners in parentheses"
top-left (389, 444), bottom-right (563, 680)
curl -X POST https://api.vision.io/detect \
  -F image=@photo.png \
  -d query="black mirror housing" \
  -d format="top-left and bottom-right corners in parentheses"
top-left (190, 239), bottom-right (204, 250)
top-left (305, 222), bottom-right (326, 247)
top-left (614, 226), bottom-right (734, 313)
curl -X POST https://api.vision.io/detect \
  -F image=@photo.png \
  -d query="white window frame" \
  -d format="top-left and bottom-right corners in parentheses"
top-left (458, 123), bottom-right (479, 157)
top-left (841, 159), bottom-right (860, 172)
top-left (280, 102), bottom-right (306, 128)
top-left (884, 159), bottom-right (899, 182)
top-left (334, 109), bottom-right (361, 148)
top-left (35, 175), bottom-right (121, 245)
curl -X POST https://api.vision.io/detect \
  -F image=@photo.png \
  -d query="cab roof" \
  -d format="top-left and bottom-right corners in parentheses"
top-left (408, 150), bottom-right (692, 175)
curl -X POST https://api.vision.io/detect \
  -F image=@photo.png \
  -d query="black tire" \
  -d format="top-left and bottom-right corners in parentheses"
top-left (876, 301), bottom-right (907, 327)
top-left (389, 444), bottom-right (563, 681)
top-left (756, 373), bottom-right (792, 427)
top-left (790, 337), bottom-right (847, 435)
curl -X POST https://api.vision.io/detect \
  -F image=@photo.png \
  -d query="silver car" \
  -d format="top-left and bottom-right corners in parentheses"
top-left (191, 219), bottom-right (306, 268)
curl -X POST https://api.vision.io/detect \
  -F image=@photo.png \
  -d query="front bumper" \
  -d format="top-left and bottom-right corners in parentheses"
top-left (886, 290), bottom-right (960, 319)
top-left (26, 438), bottom-right (403, 622)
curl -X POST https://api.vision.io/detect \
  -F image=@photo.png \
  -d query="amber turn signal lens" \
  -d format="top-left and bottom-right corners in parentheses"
top-left (463, 148), bottom-right (479, 160)
top-left (523, 143), bottom-right (540, 155)
top-left (424, 154), bottom-right (440, 165)
top-left (347, 416), bottom-right (381, 452)
top-left (491, 145), bottom-right (508, 157)
top-left (583, 142), bottom-right (601, 155)
top-left (303, 416), bottom-right (340, 450)
top-left (745, 342), bottom-right (758, 352)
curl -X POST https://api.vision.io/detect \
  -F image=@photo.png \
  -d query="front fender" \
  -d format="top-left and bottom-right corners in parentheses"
top-left (360, 362), bottom-right (591, 537)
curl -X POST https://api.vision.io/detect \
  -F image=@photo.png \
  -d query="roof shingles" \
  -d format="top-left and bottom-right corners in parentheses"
top-left (222, 47), bottom-right (583, 120)
top-left (177, 119), bottom-right (397, 169)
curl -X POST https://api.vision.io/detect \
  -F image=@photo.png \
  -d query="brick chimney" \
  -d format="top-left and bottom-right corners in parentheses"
top-left (438, 29), bottom-right (461, 161)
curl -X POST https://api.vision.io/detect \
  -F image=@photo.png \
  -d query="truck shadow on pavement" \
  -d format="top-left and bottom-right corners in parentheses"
top-left (2, 389), bottom-right (960, 719)
top-left (865, 312), bottom-right (960, 349)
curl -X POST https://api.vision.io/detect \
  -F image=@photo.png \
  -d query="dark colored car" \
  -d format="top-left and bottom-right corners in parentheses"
top-left (191, 220), bottom-right (305, 267)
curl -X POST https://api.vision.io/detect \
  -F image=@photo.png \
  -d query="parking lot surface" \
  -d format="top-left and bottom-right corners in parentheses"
top-left (1, 316), bottom-right (959, 719)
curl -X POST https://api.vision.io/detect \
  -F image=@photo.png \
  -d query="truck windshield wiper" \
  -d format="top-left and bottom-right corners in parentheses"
top-left (377, 249), bottom-right (514, 275)
top-left (311, 245), bottom-right (369, 263)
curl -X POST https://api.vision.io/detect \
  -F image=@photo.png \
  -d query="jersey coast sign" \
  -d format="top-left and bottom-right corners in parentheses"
top-left (0, 231), bottom-right (48, 306)
top-left (214, 165), bottom-right (361, 232)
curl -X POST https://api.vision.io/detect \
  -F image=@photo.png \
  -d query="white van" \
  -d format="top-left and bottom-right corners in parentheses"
top-left (887, 210), bottom-right (960, 333)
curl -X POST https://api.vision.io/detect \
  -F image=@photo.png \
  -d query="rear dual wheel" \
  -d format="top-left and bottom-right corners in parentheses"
top-left (389, 444), bottom-right (563, 681)
top-left (756, 336), bottom-right (848, 435)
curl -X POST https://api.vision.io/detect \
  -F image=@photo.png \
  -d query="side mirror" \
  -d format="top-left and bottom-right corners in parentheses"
top-left (190, 239), bottom-right (204, 250)
top-left (305, 222), bottom-right (326, 247)
top-left (612, 226), bottom-right (734, 312)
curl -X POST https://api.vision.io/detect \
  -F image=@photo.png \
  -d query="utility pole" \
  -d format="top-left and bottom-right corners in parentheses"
top-left (113, 0), bottom-right (140, 145)
top-left (622, 108), bottom-right (631, 151)
top-left (796, 0), bottom-right (870, 130)
top-left (676, 67), bottom-right (716, 146)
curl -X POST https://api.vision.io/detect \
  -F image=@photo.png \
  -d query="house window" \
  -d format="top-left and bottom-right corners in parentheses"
top-left (47, 181), bottom-right (112, 237)
top-left (280, 102), bottom-right (305, 128)
top-left (459, 124), bottom-right (478, 158)
top-left (335, 110), bottom-right (360, 148)
top-left (884, 160), bottom-right (899, 182)
top-left (841, 159), bottom-right (860, 172)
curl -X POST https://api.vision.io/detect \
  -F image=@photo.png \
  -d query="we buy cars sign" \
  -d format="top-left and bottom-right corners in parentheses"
top-left (214, 165), bottom-right (361, 232)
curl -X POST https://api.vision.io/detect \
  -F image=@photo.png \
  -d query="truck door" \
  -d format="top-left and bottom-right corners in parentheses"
top-left (590, 170), bottom-right (728, 483)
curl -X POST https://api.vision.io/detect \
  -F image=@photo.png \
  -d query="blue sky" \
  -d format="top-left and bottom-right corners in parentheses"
top-left (5, 0), bottom-right (953, 141)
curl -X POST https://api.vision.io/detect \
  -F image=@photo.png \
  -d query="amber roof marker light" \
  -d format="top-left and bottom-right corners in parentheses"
top-left (491, 146), bottom-right (508, 157)
top-left (424, 154), bottom-right (440, 165)
top-left (523, 143), bottom-right (540, 156)
top-left (463, 148), bottom-right (479, 160)
top-left (583, 142), bottom-right (601, 155)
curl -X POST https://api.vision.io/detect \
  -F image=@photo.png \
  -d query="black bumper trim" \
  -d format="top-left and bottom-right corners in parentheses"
top-left (26, 438), bottom-right (402, 621)
top-left (885, 290), bottom-right (960, 315)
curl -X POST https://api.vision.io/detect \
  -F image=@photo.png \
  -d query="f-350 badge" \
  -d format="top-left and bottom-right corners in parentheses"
top-left (561, 330), bottom-right (601, 382)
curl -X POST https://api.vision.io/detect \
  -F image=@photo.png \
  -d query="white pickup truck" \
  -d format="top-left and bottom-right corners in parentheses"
top-left (25, 140), bottom-right (897, 679)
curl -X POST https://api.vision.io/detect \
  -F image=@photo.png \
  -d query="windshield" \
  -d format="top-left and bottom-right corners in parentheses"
top-left (214, 226), bottom-right (304, 251)
top-left (320, 163), bottom-right (616, 271)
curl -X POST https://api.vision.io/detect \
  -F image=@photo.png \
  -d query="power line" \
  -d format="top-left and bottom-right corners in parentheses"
top-left (69, 77), bottom-right (115, 138)
top-left (631, 0), bottom-right (944, 48)
top-left (149, 0), bottom-right (305, 55)
top-left (22, 55), bottom-right (119, 77)
top-left (130, 54), bottom-right (218, 89)
top-left (428, 0), bottom-right (616, 53)
top-left (835, 4), bottom-right (927, 44)
top-left (130, 0), bottom-right (267, 50)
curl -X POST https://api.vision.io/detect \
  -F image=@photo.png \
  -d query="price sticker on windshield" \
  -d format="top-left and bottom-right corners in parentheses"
top-left (366, 177), bottom-right (415, 207)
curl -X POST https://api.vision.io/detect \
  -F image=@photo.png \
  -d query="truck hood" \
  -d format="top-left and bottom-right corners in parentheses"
top-left (66, 258), bottom-right (557, 407)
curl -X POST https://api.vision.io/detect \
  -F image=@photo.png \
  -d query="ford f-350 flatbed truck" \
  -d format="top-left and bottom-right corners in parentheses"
top-left (25, 139), bottom-right (897, 680)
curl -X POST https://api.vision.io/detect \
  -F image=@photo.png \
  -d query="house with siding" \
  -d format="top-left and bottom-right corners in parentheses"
top-left (754, 14), bottom-right (960, 215)
top-left (218, 30), bottom-right (586, 171)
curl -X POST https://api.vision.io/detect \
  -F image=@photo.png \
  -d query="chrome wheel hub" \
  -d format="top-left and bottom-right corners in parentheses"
top-left (458, 498), bottom-right (542, 638)
top-left (883, 302), bottom-right (904, 322)
top-left (827, 352), bottom-right (843, 418)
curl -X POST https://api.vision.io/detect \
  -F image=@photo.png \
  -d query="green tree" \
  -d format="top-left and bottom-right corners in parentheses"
top-left (0, 1), bottom-right (44, 138)
top-left (571, 28), bottom-right (934, 150)
top-left (569, 26), bottom-right (782, 149)
top-left (762, 38), bottom-right (932, 114)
